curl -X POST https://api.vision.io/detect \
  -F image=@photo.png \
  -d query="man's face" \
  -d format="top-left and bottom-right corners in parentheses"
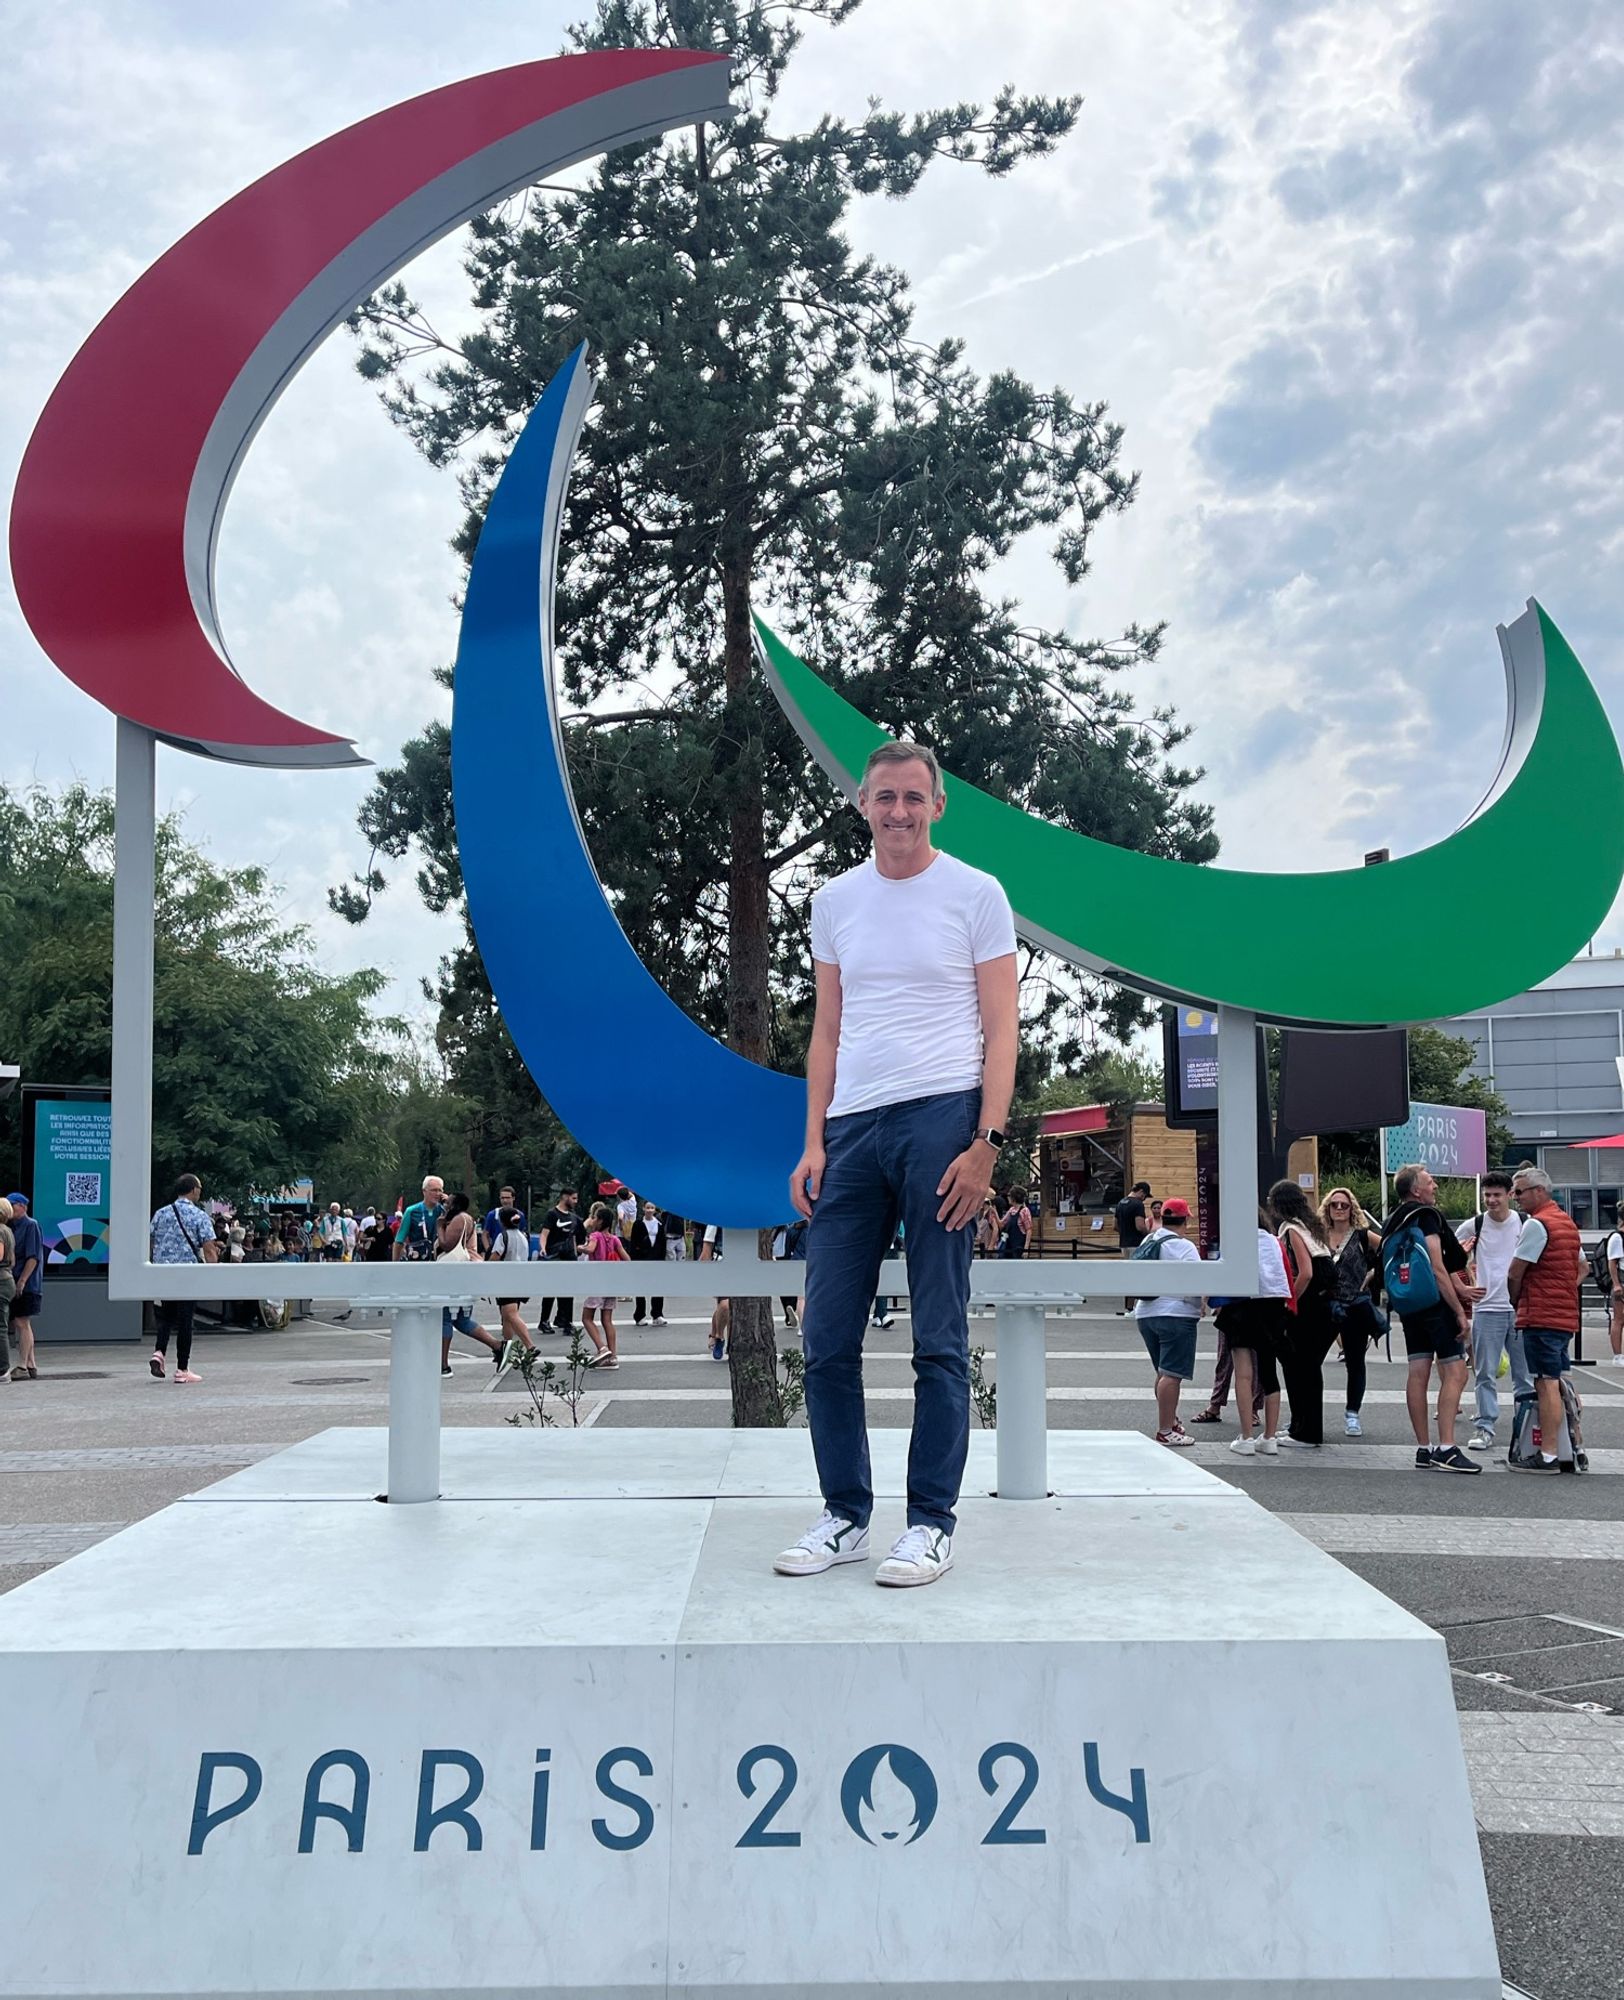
top-left (1484, 1185), bottom-right (1514, 1220)
top-left (858, 758), bottom-right (943, 868)
top-left (1412, 1169), bottom-right (1438, 1205)
top-left (1513, 1177), bottom-right (1549, 1213)
top-left (328, 1203), bottom-right (340, 1216)
top-left (499, 1190), bottom-right (514, 1206)
top-left (423, 1179), bottom-right (445, 1208)
top-left (561, 1192), bottom-right (577, 1210)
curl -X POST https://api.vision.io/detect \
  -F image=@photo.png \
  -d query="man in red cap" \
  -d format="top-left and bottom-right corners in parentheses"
top-left (1131, 1197), bottom-right (1205, 1446)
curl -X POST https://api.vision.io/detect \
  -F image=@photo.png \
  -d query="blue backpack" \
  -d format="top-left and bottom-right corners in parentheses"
top-left (1382, 1216), bottom-right (1439, 1311)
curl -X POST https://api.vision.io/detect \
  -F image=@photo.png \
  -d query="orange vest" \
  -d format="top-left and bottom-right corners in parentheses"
top-left (1515, 1202), bottom-right (1581, 1333)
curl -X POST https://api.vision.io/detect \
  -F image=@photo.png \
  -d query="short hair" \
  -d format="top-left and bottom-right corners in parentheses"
top-left (422, 1173), bottom-right (442, 1190)
top-left (860, 738), bottom-right (942, 801)
top-left (499, 1186), bottom-right (515, 1198)
top-left (174, 1173), bottom-right (201, 1199)
top-left (1481, 1170), bottom-right (1514, 1194)
top-left (1393, 1163), bottom-right (1426, 1200)
top-left (1512, 1166), bottom-right (1553, 1192)
top-left (1131, 1181), bottom-right (1151, 1195)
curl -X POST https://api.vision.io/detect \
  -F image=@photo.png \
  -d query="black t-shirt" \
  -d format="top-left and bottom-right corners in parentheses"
top-left (541, 1206), bottom-right (585, 1260)
top-left (1114, 1197), bottom-right (1146, 1250)
top-left (1381, 1200), bottom-right (1467, 1274)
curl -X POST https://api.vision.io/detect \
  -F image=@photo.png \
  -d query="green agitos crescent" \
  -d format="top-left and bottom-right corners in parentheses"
top-left (755, 600), bottom-right (1624, 1029)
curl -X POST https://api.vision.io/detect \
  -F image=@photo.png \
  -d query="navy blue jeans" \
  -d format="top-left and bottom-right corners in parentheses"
top-left (803, 1087), bottom-right (979, 1534)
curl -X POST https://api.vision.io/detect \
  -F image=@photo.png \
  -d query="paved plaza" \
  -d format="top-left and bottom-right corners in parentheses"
top-left (5, 1299), bottom-right (1623, 2000)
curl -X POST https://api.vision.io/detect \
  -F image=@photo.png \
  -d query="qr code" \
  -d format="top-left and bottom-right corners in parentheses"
top-left (65, 1172), bottom-right (103, 1206)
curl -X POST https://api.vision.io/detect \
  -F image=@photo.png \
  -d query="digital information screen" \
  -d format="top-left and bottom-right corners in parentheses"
top-left (1176, 1008), bottom-right (1219, 1114)
top-left (25, 1091), bottom-right (112, 1266)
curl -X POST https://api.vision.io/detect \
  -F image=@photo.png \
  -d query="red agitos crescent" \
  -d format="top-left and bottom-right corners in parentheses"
top-left (8, 50), bottom-right (732, 766)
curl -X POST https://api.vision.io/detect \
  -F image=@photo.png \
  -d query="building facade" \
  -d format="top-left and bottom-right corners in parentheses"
top-left (1447, 952), bottom-right (1624, 1230)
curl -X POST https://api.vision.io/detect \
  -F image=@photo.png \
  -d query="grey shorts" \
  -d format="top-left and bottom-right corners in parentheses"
top-left (1137, 1315), bottom-right (1199, 1380)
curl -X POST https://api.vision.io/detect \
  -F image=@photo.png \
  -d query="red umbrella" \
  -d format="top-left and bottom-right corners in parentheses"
top-left (1572, 1135), bottom-right (1624, 1148)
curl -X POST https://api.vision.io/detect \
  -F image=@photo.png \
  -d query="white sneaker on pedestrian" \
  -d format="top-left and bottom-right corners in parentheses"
top-left (1229, 1435), bottom-right (1257, 1457)
top-left (876, 1525), bottom-right (954, 1588)
top-left (1254, 1435), bottom-right (1279, 1455)
top-left (1278, 1435), bottom-right (1320, 1449)
top-left (773, 1511), bottom-right (869, 1576)
top-left (1344, 1412), bottom-right (1362, 1437)
top-left (652, 1315), bottom-right (668, 1326)
top-left (1467, 1430), bottom-right (1492, 1451)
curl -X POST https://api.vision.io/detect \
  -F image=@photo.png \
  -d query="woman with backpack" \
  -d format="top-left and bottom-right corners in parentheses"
top-left (997, 1187), bottom-right (1033, 1259)
top-left (1270, 1179), bottom-right (1337, 1448)
top-left (1318, 1186), bottom-right (1385, 1437)
top-left (490, 1204), bottom-right (538, 1362)
top-left (581, 1201), bottom-right (631, 1369)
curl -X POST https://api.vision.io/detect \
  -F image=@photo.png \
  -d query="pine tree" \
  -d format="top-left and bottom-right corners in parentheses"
top-left (337, 0), bottom-right (1217, 1420)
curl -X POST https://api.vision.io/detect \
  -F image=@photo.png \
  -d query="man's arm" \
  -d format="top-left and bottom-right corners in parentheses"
top-left (15, 1234), bottom-right (38, 1291)
top-left (1424, 1231), bottom-right (1470, 1330)
top-left (1506, 1256), bottom-right (1529, 1306)
top-left (936, 952), bottom-right (1018, 1229)
top-left (789, 960), bottom-right (843, 1220)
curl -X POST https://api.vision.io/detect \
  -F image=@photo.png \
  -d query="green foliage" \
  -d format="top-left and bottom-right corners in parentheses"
top-left (0, 783), bottom-right (403, 1206)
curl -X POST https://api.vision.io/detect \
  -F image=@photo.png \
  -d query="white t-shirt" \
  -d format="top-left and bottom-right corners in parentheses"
top-left (1132, 1229), bottom-right (1203, 1319)
top-left (1253, 1228), bottom-right (1292, 1300)
top-left (1607, 1229), bottom-right (1623, 1276)
top-left (811, 852), bottom-right (1017, 1119)
top-left (1458, 1210), bottom-right (1522, 1310)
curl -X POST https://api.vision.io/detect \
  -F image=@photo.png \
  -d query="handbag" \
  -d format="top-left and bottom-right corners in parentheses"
top-left (441, 1233), bottom-right (473, 1264)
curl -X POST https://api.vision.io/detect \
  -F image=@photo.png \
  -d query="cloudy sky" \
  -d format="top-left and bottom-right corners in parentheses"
top-left (4, 0), bottom-right (1621, 1032)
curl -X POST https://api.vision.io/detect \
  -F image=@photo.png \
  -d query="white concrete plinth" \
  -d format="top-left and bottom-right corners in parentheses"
top-left (0, 1429), bottom-right (1497, 2000)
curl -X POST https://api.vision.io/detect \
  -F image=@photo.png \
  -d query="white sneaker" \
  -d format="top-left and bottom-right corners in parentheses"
top-left (773, 1511), bottom-right (869, 1576)
top-left (1344, 1412), bottom-right (1362, 1437)
top-left (1229, 1435), bottom-right (1257, 1457)
top-left (1254, 1435), bottom-right (1279, 1456)
top-left (1467, 1431), bottom-right (1492, 1451)
top-left (652, 1315), bottom-right (668, 1326)
top-left (876, 1525), bottom-right (954, 1588)
top-left (1278, 1435), bottom-right (1320, 1449)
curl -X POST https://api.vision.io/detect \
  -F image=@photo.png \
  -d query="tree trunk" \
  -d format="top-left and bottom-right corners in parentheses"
top-left (720, 555), bottom-right (782, 1425)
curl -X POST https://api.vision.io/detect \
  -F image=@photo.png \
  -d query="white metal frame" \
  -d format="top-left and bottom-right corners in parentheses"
top-left (111, 722), bottom-right (1262, 1499)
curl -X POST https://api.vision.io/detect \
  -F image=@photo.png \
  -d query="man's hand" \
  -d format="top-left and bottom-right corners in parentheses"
top-left (1454, 1276), bottom-right (1485, 1306)
top-left (937, 1142), bottom-right (993, 1230)
top-left (790, 1147), bottom-right (826, 1220)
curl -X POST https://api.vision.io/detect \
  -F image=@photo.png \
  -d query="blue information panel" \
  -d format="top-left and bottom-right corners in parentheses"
top-left (26, 1090), bottom-right (112, 1266)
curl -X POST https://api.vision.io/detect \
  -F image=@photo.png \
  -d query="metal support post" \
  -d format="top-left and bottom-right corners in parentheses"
top-left (387, 1305), bottom-right (442, 1502)
top-left (109, 721), bottom-right (156, 1299)
top-left (995, 1302), bottom-right (1048, 1499)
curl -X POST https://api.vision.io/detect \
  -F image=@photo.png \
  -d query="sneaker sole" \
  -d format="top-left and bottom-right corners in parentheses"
top-left (876, 1556), bottom-right (954, 1588)
top-left (1434, 1459), bottom-right (1482, 1474)
top-left (772, 1548), bottom-right (870, 1577)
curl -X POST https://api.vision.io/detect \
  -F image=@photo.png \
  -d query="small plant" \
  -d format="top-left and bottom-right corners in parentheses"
top-left (505, 1328), bottom-right (596, 1428)
top-left (778, 1345), bottom-right (806, 1422)
top-left (969, 1345), bottom-right (997, 1429)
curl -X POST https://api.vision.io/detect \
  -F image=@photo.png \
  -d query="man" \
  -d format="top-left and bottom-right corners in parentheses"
top-left (6, 1192), bottom-right (44, 1382)
top-left (481, 1186), bottom-right (527, 1257)
top-left (341, 1208), bottom-right (358, 1259)
top-left (1131, 1197), bottom-right (1204, 1446)
top-left (1458, 1171), bottom-right (1533, 1451)
top-left (1115, 1181), bottom-right (1151, 1254)
top-left (392, 1173), bottom-right (497, 1375)
top-left (1605, 1213), bottom-right (1624, 1367)
top-left (630, 1200), bottom-right (668, 1327)
top-left (148, 1172), bottom-right (220, 1382)
top-left (537, 1189), bottom-right (584, 1335)
top-left (778, 737), bottom-right (1018, 1588)
top-left (1507, 1168), bottom-right (1587, 1470)
top-left (615, 1184), bottom-right (639, 1243)
top-left (1380, 1164), bottom-right (1482, 1473)
top-left (318, 1201), bottom-right (346, 1262)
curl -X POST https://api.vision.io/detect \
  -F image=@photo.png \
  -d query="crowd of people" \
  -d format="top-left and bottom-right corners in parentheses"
top-left (133, 1172), bottom-right (738, 1381)
top-left (1130, 1163), bottom-right (1616, 1473)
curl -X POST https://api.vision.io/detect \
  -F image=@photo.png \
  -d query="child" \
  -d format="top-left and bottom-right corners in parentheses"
top-left (582, 1202), bottom-right (630, 1369)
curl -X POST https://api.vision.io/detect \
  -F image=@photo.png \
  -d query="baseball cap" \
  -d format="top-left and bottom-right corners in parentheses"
top-left (4, 1191), bottom-right (26, 1204)
top-left (1161, 1197), bottom-right (1191, 1220)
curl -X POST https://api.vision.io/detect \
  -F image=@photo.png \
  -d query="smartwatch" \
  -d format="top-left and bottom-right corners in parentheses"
top-left (975, 1127), bottom-right (1006, 1150)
